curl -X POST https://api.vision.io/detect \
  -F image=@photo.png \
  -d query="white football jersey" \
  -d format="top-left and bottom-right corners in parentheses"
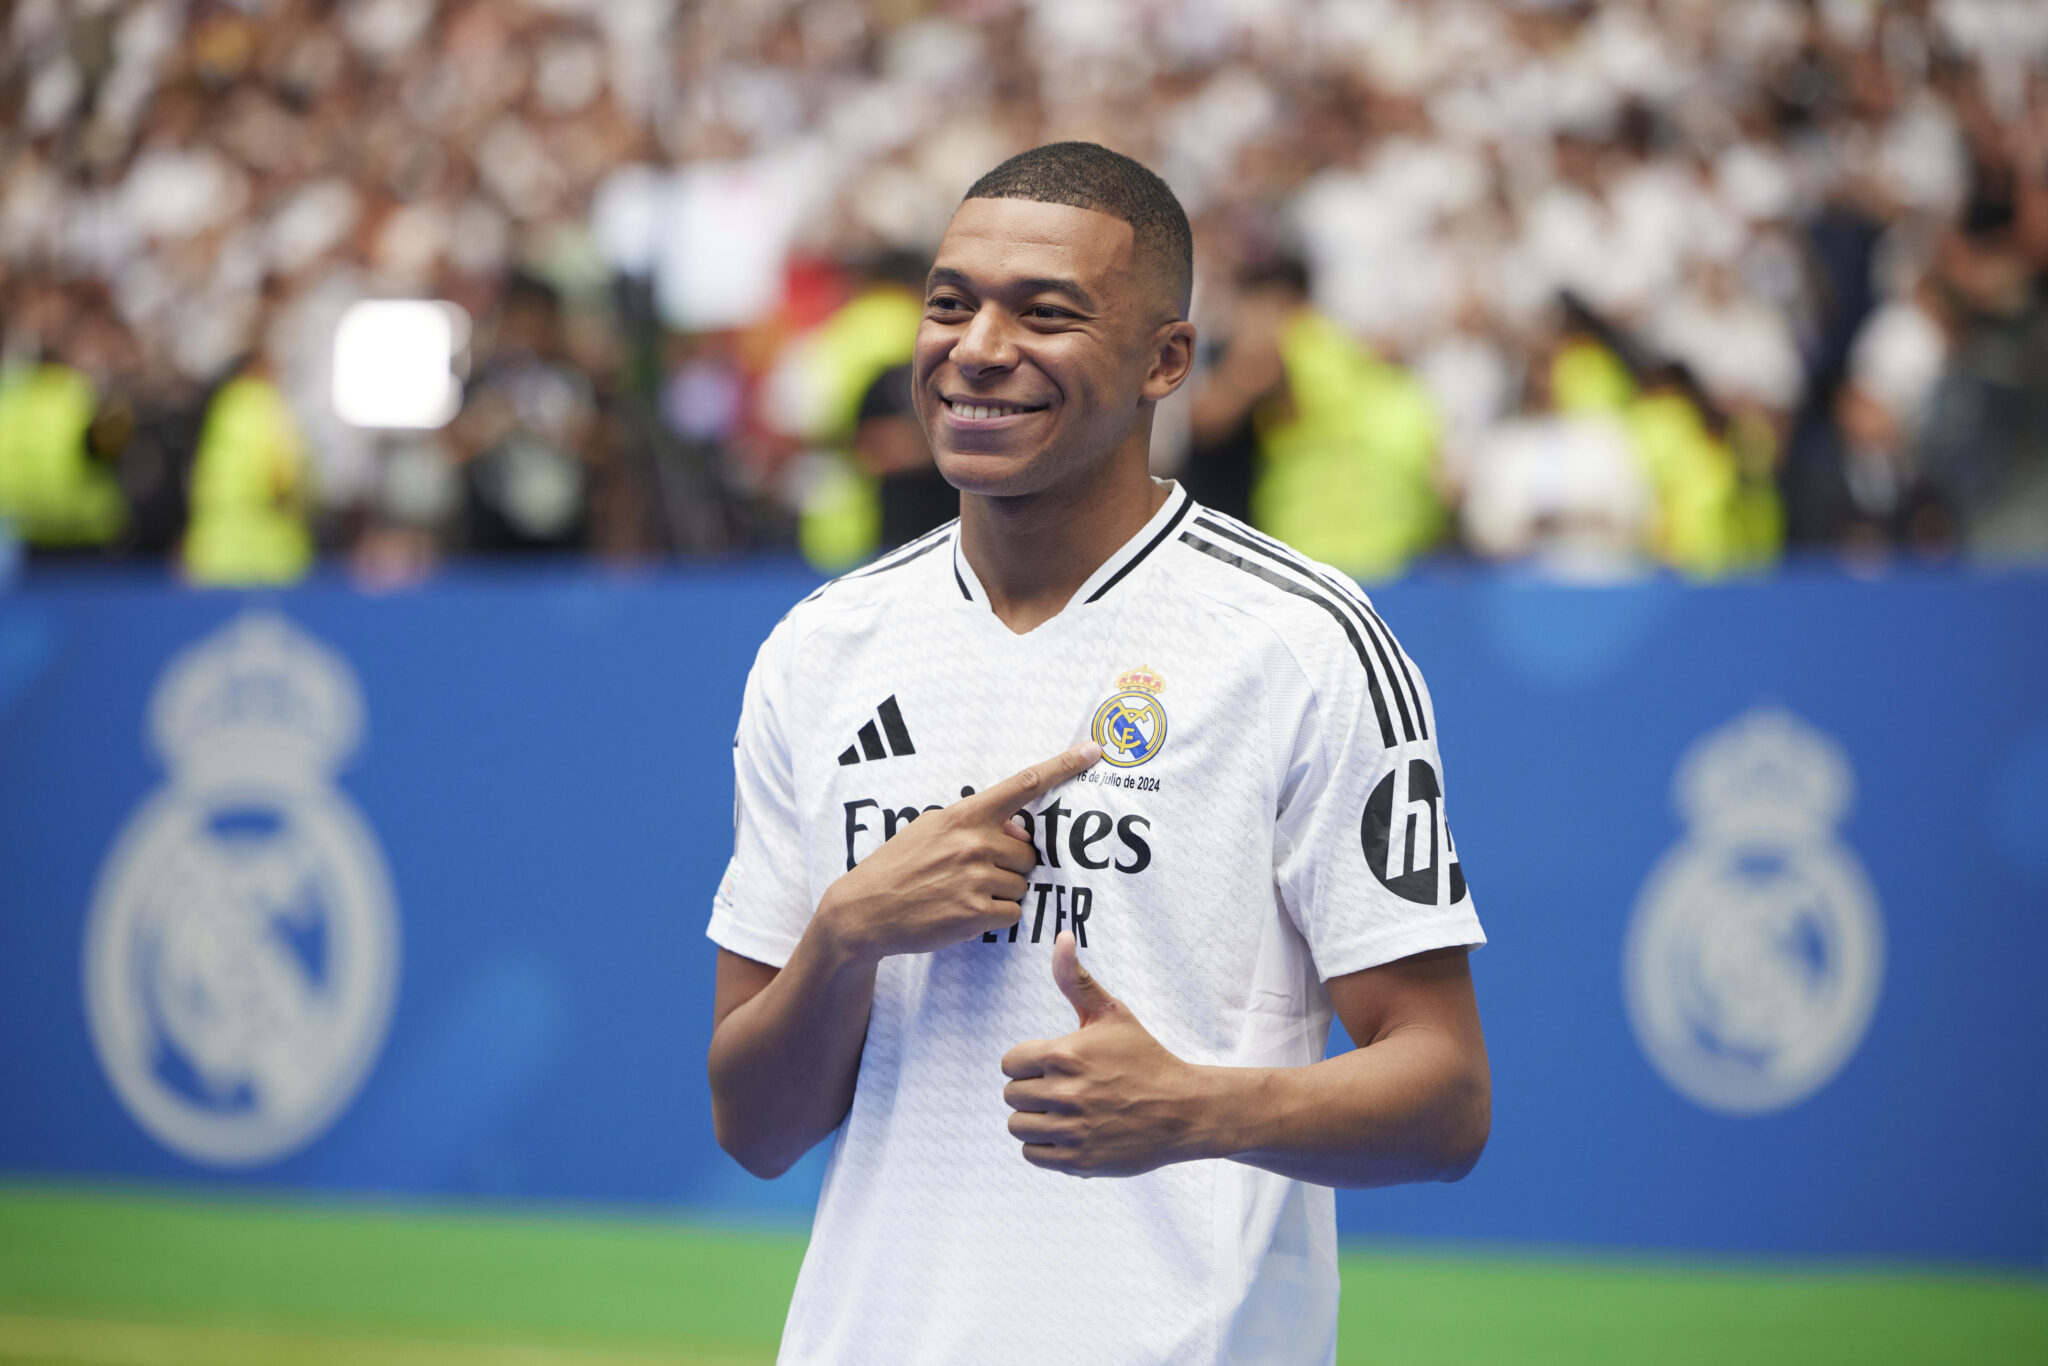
top-left (709, 482), bottom-right (1484, 1366)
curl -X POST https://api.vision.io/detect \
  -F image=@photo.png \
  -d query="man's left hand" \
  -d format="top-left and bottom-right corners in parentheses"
top-left (999, 932), bottom-right (1220, 1177)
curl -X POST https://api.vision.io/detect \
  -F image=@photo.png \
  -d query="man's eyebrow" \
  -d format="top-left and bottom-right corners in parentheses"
top-left (926, 267), bottom-right (1097, 311)
top-left (1011, 276), bottom-right (1097, 310)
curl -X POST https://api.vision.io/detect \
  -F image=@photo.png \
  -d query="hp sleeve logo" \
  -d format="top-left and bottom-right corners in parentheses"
top-left (1361, 758), bottom-right (1467, 907)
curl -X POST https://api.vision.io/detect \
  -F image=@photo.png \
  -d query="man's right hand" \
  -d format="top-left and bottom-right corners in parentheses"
top-left (816, 742), bottom-right (1102, 962)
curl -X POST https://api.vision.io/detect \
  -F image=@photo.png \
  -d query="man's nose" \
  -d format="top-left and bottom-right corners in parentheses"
top-left (951, 305), bottom-right (1016, 378)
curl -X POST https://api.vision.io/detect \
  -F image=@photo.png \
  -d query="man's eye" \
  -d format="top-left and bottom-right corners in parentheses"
top-left (928, 295), bottom-right (967, 312)
top-left (1028, 305), bottom-right (1071, 320)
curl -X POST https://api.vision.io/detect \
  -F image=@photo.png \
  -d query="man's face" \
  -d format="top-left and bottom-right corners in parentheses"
top-left (913, 198), bottom-right (1183, 498)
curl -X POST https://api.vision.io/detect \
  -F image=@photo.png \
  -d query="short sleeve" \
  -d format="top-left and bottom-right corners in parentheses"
top-left (1272, 647), bottom-right (1485, 982)
top-left (707, 621), bottom-right (812, 968)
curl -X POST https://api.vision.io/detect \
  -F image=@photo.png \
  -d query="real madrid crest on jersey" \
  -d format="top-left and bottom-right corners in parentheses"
top-left (1623, 707), bottom-right (1883, 1116)
top-left (1091, 667), bottom-right (1168, 768)
top-left (83, 612), bottom-right (400, 1167)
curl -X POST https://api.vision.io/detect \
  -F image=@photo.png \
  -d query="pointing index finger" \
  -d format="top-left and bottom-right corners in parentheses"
top-left (962, 742), bottom-right (1101, 820)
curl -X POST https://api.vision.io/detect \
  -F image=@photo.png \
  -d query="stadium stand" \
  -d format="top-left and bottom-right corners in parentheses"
top-left (1, 0), bottom-right (2044, 582)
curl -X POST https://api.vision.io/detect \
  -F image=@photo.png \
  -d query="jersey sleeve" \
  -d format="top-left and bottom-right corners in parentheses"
top-left (707, 618), bottom-right (812, 968)
top-left (1272, 632), bottom-right (1485, 982)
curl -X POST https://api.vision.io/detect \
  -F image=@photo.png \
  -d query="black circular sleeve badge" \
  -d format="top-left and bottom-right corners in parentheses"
top-left (1361, 758), bottom-right (1467, 905)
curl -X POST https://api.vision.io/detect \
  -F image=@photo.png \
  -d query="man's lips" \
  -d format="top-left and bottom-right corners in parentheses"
top-left (941, 396), bottom-right (1049, 422)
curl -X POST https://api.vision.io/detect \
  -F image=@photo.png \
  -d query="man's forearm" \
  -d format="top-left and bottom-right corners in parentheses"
top-left (1191, 1026), bottom-right (1490, 1188)
top-left (707, 920), bottom-right (880, 1179)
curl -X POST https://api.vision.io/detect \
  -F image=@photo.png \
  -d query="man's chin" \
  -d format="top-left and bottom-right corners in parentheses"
top-left (933, 448), bottom-right (1052, 499)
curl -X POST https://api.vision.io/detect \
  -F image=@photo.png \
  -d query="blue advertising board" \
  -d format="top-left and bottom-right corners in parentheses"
top-left (0, 564), bottom-right (2043, 1267)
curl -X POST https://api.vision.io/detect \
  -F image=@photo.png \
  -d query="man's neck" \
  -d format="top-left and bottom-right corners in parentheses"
top-left (959, 454), bottom-right (1170, 636)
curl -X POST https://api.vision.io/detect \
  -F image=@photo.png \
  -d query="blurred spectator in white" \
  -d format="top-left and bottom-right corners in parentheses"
top-left (1818, 273), bottom-right (1958, 554)
top-left (1417, 297), bottom-right (1520, 507)
top-left (1652, 258), bottom-right (1806, 418)
top-left (1462, 327), bottom-right (1652, 579)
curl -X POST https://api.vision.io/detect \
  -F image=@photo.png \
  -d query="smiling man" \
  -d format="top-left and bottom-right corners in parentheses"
top-left (706, 142), bottom-right (1489, 1366)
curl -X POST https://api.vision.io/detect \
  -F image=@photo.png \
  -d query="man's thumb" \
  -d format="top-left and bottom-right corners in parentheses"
top-left (1052, 930), bottom-right (1118, 1026)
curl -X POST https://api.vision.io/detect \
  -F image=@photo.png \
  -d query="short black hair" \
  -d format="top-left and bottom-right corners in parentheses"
top-left (964, 142), bottom-right (1193, 317)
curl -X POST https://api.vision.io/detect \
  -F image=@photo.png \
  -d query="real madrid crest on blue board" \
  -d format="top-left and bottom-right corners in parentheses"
top-left (83, 612), bottom-right (400, 1167)
top-left (1623, 706), bottom-right (1883, 1116)
top-left (1091, 667), bottom-right (1168, 768)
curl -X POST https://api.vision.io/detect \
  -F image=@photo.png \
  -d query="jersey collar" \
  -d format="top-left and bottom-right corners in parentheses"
top-left (949, 480), bottom-right (1195, 614)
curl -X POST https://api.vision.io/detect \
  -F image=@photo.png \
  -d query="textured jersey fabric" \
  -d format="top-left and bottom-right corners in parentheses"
top-left (708, 481), bottom-right (1485, 1365)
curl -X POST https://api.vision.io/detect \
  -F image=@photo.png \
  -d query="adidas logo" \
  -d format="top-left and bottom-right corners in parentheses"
top-left (837, 696), bottom-right (917, 766)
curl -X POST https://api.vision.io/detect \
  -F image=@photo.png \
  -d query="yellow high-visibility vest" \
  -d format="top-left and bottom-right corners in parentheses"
top-left (1726, 410), bottom-right (1785, 571)
top-left (1621, 393), bottom-right (1785, 578)
top-left (1625, 391), bottom-right (1736, 576)
top-left (798, 286), bottom-right (923, 572)
top-left (183, 375), bottom-right (314, 586)
top-left (1551, 338), bottom-right (1636, 415)
top-left (1249, 309), bottom-right (1444, 580)
top-left (0, 363), bottom-right (125, 547)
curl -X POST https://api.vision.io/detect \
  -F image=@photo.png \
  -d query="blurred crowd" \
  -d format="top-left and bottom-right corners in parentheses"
top-left (3, 0), bottom-right (2047, 586)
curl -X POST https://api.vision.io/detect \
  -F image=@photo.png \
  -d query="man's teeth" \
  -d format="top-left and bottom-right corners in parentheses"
top-left (950, 401), bottom-right (1033, 419)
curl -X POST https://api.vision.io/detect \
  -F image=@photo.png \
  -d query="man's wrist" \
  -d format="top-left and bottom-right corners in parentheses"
top-left (1181, 1064), bottom-right (1269, 1164)
top-left (809, 883), bottom-right (886, 972)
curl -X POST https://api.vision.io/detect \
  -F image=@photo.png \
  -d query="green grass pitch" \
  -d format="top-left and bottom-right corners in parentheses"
top-left (0, 1184), bottom-right (2040, 1364)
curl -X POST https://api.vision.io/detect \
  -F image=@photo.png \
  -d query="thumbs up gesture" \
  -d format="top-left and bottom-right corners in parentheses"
top-left (999, 932), bottom-right (1213, 1177)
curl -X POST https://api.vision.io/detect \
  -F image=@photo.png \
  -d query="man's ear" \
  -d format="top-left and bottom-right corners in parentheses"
top-left (1142, 320), bottom-right (1198, 403)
